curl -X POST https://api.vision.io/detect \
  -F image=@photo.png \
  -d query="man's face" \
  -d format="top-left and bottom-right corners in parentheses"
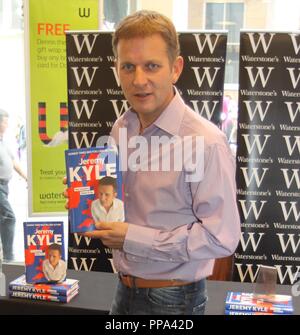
top-left (48, 250), bottom-right (61, 267)
top-left (0, 117), bottom-right (8, 135)
top-left (116, 34), bottom-right (183, 122)
top-left (97, 184), bottom-right (116, 209)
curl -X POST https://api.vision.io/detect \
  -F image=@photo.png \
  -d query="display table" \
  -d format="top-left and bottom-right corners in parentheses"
top-left (0, 264), bottom-right (299, 315)
top-left (0, 264), bottom-right (118, 314)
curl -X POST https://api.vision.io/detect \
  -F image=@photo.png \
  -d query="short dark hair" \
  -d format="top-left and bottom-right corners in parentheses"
top-left (0, 109), bottom-right (9, 123)
top-left (112, 10), bottom-right (180, 64)
top-left (48, 243), bottom-right (62, 255)
top-left (98, 176), bottom-right (117, 192)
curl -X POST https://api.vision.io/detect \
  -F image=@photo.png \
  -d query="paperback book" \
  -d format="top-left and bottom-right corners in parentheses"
top-left (23, 221), bottom-right (66, 284)
top-left (9, 289), bottom-right (78, 303)
top-left (225, 291), bottom-right (293, 315)
top-left (9, 274), bottom-right (78, 296)
top-left (65, 146), bottom-right (124, 233)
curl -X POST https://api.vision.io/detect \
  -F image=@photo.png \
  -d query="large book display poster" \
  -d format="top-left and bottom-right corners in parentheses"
top-left (234, 31), bottom-right (300, 285)
top-left (26, 0), bottom-right (99, 215)
top-left (66, 31), bottom-right (227, 272)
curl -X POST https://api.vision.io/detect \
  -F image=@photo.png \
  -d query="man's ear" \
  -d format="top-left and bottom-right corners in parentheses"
top-left (172, 56), bottom-right (184, 84)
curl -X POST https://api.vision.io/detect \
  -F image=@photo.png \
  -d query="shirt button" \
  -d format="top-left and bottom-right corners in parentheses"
top-left (125, 193), bottom-right (129, 197)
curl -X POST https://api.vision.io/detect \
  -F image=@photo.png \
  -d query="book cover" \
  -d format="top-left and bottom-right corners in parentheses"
top-left (65, 146), bottom-right (124, 233)
top-left (9, 274), bottom-right (78, 296)
top-left (9, 289), bottom-right (79, 303)
top-left (225, 291), bottom-right (294, 314)
top-left (23, 221), bottom-right (66, 284)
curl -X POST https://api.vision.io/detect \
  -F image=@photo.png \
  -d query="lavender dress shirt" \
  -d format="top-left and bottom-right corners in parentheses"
top-left (110, 89), bottom-right (241, 282)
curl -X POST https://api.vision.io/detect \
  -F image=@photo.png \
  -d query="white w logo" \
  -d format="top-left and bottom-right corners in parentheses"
top-left (276, 234), bottom-right (300, 253)
top-left (240, 167), bottom-right (269, 188)
top-left (286, 68), bottom-right (300, 89)
top-left (190, 100), bottom-right (219, 120)
top-left (284, 102), bottom-right (300, 123)
top-left (193, 33), bottom-right (221, 54)
top-left (235, 263), bottom-right (261, 283)
top-left (110, 66), bottom-right (121, 87)
top-left (71, 132), bottom-right (98, 148)
top-left (239, 200), bottom-right (266, 220)
top-left (71, 67), bottom-right (99, 87)
top-left (73, 233), bottom-right (92, 247)
top-left (72, 34), bottom-right (99, 54)
top-left (247, 33), bottom-right (275, 54)
top-left (279, 201), bottom-right (300, 221)
top-left (71, 99), bottom-right (98, 120)
top-left (110, 100), bottom-right (130, 118)
top-left (191, 67), bottom-right (220, 88)
top-left (281, 169), bottom-right (300, 189)
top-left (243, 100), bottom-right (272, 122)
top-left (240, 232), bottom-right (265, 252)
top-left (245, 67), bottom-right (274, 88)
top-left (242, 134), bottom-right (271, 155)
top-left (275, 265), bottom-right (300, 284)
top-left (283, 135), bottom-right (300, 155)
top-left (70, 257), bottom-right (97, 271)
top-left (289, 34), bottom-right (300, 55)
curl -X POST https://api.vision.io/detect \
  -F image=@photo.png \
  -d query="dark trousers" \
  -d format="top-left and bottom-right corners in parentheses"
top-left (0, 183), bottom-right (15, 260)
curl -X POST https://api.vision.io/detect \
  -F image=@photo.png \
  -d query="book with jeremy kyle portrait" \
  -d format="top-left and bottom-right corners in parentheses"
top-left (65, 146), bottom-right (124, 233)
top-left (23, 221), bottom-right (66, 284)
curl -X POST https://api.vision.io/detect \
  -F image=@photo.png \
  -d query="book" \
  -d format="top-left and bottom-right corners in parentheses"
top-left (23, 221), bottom-right (66, 284)
top-left (9, 274), bottom-right (78, 296)
top-left (9, 289), bottom-right (79, 303)
top-left (225, 310), bottom-right (275, 315)
top-left (65, 146), bottom-right (124, 233)
top-left (225, 291), bottom-right (294, 315)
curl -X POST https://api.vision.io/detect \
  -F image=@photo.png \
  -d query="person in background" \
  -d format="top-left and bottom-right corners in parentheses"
top-left (0, 109), bottom-right (27, 262)
top-left (65, 10), bottom-right (241, 315)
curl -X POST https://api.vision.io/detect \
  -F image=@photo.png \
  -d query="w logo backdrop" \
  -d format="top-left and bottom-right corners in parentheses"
top-left (66, 31), bottom-right (227, 273)
top-left (234, 31), bottom-right (300, 285)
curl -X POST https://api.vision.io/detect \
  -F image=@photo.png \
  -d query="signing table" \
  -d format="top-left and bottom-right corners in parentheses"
top-left (0, 264), bottom-right (299, 315)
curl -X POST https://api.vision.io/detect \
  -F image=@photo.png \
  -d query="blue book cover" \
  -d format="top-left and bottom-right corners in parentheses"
top-left (65, 146), bottom-right (124, 233)
top-left (9, 289), bottom-right (78, 303)
top-left (23, 221), bottom-right (66, 284)
top-left (225, 291), bottom-right (293, 314)
top-left (9, 274), bottom-right (78, 296)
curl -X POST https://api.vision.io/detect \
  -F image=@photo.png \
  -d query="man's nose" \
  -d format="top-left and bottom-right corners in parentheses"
top-left (133, 67), bottom-right (147, 86)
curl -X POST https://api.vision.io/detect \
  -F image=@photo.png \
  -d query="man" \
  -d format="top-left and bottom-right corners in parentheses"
top-left (0, 109), bottom-right (27, 262)
top-left (91, 176), bottom-right (125, 224)
top-left (68, 10), bottom-right (240, 315)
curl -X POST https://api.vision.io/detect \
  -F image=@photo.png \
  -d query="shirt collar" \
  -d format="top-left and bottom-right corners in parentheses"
top-left (152, 87), bottom-right (185, 136)
top-left (123, 87), bottom-right (186, 136)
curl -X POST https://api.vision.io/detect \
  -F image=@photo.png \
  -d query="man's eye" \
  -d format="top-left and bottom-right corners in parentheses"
top-left (122, 64), bottom-right (134, 71)
top-left (146, 63), bottom-right (159, 71)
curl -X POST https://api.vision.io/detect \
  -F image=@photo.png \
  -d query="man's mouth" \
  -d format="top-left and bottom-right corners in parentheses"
top-left (134, 93), bottom-right (152, 98)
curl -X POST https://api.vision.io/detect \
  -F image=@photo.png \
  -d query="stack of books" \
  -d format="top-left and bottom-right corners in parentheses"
top-left (225, 291), bottom-right (294, 315)
top-left (9, 274), bottom-right (79, 303)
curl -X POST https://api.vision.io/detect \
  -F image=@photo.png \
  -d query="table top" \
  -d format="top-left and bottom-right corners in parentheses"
top-left (1, 264), bottom-right (299, 315)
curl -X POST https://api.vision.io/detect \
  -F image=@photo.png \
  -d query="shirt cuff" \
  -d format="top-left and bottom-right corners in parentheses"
top-left (123, 224), bottom-right (158, 258)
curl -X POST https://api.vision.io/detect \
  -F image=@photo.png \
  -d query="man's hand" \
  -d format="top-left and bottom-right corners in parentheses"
top-left (83, 221), bottom-right (129, 250)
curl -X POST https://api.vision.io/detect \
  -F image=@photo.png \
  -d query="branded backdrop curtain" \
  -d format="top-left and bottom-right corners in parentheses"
top-left (234, 31), bottom-right (300, 285)
top-left (65, 31), bottom-right (227, 272)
